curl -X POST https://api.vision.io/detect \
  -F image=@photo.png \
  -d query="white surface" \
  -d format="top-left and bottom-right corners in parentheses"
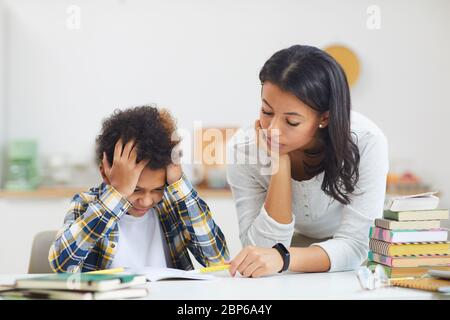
top-left (0, 271), bottom-right (449, 300)
top-left (1, 0), bottom-right (450, 213)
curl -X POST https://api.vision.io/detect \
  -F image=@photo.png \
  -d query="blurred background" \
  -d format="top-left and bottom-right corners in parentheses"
top-left (0, 0), bottom-right (449, 273)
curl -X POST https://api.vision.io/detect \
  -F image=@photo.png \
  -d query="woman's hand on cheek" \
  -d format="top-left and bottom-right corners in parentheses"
top-left (229, 246), bottom-right (284, 278)
top-left (254, 119), bottom-right (290, 174)
top-left (255, 120), bottom-right (269, 155)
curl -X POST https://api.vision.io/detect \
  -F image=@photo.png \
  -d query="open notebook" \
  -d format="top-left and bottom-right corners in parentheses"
top-left (123, 267), bottom-right (217, 281)
top-left (385, 192), bottom-right (440, 212)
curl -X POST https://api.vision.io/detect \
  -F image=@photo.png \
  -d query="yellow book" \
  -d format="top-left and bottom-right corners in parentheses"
top-left (369, 239), bottom-right (450, 256)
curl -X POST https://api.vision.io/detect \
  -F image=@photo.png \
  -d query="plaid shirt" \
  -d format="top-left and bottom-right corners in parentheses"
top-left (48, 175), bottom-right (229, 273)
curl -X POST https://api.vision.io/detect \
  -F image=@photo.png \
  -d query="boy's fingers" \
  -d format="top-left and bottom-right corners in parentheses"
top-left (122, 140), bottom-right (135, 159)
top-left (137, 159), bottom-right (149, 170)
top-left (114, 139), bottom-right (124, 161)
top-left (129, 144), bottom-right (138, 163)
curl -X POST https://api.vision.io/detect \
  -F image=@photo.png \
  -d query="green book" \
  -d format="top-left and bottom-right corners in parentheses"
top-left (14, 273), bottom-right (146, 292)
top-left (383, 209), bottom-right (449, 221)
top-left (0, 287), bottom-right (149, 300)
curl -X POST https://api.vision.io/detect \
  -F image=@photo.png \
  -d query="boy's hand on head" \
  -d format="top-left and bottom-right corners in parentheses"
top-left (166, 145), bottom-right (183, 185)
top-left (166, 163), bottom-right (183, 185)
top-left (102, 139), bottom-right (149, 198)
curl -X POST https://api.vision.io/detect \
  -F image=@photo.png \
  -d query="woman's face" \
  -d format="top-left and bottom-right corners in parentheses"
top-left (259, 81), bottom-right (329, 155)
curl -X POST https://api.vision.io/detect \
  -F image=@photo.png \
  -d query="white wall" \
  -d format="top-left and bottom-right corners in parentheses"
top-left (0, 1), bottom-right (6, 186)
top-left (1, 0), bottom-right (450, 268)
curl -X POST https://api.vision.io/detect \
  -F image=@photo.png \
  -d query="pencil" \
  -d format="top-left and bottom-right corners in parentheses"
top-left (86, 267), bottom-right (125, 275)
top-left (198, 265), bottom-right (231, 273)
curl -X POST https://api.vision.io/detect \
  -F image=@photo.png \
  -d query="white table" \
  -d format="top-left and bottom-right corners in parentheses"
top-left (1, 271), bottom-right (449, 300)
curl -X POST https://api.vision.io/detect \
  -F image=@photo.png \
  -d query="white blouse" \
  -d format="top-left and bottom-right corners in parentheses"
top-left (226, 111), bottom-right (389, 272)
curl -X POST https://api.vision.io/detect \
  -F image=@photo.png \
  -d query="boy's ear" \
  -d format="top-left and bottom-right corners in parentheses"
top-left (99, 164), bottom-right (110, 184)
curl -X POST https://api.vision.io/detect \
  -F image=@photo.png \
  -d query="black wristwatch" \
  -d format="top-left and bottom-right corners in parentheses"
top-left (272, 243), bottom-right (290, 273)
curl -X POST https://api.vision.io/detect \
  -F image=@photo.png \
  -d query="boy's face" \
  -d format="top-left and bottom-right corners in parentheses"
top-left (100, 165), bottom-right (167, 217)
top-left (126, 167), bottom-right (166, 217)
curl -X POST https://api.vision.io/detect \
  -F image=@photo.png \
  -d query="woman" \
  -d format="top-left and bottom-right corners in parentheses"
top-left (226, 45), bottom-right (388, 277)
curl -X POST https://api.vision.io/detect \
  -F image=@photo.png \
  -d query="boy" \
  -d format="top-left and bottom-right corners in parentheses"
top-left (49, 105), bottom-right (229, 273)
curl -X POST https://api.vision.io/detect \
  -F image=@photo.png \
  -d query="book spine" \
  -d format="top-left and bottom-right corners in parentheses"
top-left (383, 210), bottom-right (399, 221)
top-left (375, 219), bottom-right (390, 229)
top-left (377, 220), bottom-right (443, 230)
top-left (369, 239), bottom-right (391, 256)
top-left (367, 262), bottom-right (392, 277)
top-left (370, 227), bottom-right (393, 242)
top-left (368, 251), bottom-right (393, 266)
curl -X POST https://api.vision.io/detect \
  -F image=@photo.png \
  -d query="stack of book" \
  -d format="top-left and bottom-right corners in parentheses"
top-left (368, 192), bottom-right (450, 279)
top-left (0, 266), bottom-right (218, 300)
top-left (0, 273), bottom-right (148, 300)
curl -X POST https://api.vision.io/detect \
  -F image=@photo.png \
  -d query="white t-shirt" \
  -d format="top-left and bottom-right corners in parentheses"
top-left (226, 111), bottom-right (389, 272)
top-left (110, 209), bottom-right (172, 269)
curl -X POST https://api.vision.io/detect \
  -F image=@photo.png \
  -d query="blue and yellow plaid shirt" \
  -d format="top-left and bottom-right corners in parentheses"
top-left (48, 175), bottom-right (229, 273)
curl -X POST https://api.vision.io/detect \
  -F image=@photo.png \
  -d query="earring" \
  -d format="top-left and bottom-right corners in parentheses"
top-left (319, 124), bottom-right (323, 128)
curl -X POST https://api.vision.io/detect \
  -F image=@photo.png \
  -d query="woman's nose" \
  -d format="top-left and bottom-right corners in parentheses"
top-left (268, 118), bottom-right (282, 138)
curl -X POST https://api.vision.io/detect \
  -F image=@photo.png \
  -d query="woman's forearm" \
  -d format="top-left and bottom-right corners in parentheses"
top-left (264, 154), bottom-right (293, 224)
top-left (289, 246), bottom-right (331, 272)
top-left (264, 154), bottom-right (330, 272)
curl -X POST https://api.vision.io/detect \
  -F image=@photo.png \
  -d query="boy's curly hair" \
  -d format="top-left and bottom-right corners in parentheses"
top-left (96, 105), bottom-right (179, 170)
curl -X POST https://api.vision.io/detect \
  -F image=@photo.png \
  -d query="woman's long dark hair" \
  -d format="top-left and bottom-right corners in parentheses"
top-left (259, 45), bottom-right (360, 205)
